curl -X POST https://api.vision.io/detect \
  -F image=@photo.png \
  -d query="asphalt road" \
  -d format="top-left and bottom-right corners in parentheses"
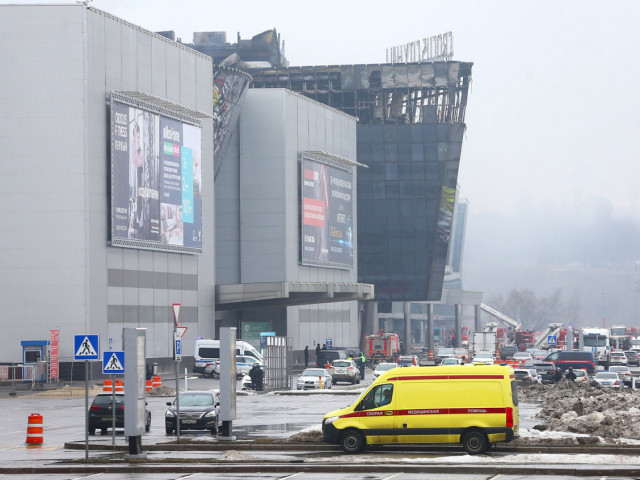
top-left (1, 372), bottom-right (639, 478)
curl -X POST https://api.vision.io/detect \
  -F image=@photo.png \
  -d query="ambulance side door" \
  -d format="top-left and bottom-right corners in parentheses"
top-left (395, 380), bottom-right (450, 444)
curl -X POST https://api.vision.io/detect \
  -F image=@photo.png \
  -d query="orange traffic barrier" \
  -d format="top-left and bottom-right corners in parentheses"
top-left (115, 379), bottom-right (124, 393)
top-left (428, 350), bottom-right (434, 360)
top-left (145, 380), bottom-right (153, 392)
top-left (152, 376), bottom-right (162, 388)
top-left (103, 379), bottom-right (113, 392)
top-left (26, 413), bottom-right (43, 445)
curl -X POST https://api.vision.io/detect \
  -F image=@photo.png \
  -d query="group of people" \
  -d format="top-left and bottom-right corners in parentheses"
top-left (553, 366), bottom-right (577, 382)
top-left (303, 345), bottom-right (367, 380)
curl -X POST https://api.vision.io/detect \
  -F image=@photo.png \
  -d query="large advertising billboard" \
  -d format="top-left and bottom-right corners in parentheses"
top-left (301, 155), bottom-right (354, 269)
top-left (111, 96), bottom-right (202, 253)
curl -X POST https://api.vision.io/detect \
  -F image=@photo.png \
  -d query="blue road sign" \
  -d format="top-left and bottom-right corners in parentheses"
top-left (548, 335), bottom-right (557, 346)
top-left (175, 338), bottom-right (181, 355)
top-left (102, 351), bottom-right (125, 374)
top-left (74, 334), bottom-right (99, 360)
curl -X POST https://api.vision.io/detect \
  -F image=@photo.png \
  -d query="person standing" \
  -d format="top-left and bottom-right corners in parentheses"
top-left (315, 344), bottom-right (321, 367)
top-left (359, 352), bottom-right (366, 380)
top-left (565, 367), bottom-right (577, 382)
top-left (553, 367), bottom-right (563, 383)
top-left (304, 346), bottom-right (309, 367)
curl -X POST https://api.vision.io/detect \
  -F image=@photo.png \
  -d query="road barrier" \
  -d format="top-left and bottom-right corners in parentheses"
top-left (26, 413), bottom-right (43, 445)
top-left (145, 380), bottom-right (153, 392)
top-left (115, 379), bottom-right (124, 393)
top-left (152, 376), bottom-right (162, 388)
top-left (102, 379), bottom-right (113, 392)
top-left (428, 350), bottom-right (434, 360)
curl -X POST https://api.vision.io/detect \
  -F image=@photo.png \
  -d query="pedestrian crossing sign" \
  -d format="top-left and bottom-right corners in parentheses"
top-left (102, 351), bottom-right (125, 374)
top-left (74, 334), bottom-right (99, 360)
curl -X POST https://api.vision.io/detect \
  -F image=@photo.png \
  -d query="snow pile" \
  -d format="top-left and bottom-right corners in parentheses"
top-left (518, 380), bottom-right (640, 439)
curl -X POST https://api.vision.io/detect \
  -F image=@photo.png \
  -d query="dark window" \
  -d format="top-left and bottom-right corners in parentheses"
top-left (198, 347), bottom-right (219, 359)
top-left (511, 381), bottom-right (519, 406)
top-left (24, 351), bottom-right (40, 363)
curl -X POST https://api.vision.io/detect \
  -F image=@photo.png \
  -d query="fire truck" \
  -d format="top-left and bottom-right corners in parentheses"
top-left (364, 332), bottom-right (400, 363)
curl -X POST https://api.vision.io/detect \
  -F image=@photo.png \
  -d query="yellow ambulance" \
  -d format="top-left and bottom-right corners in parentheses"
top-left (322, 364), bottom-right (518, 454)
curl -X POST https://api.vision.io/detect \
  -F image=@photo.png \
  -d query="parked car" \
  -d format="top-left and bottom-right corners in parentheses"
top-left (435, 348), bottom-right (455, 364)
top-left (235, 355), bottom-right (263, 377)
top-left (593, 371), bottom-right (622, 388)
top-left (512, 352), bottom-right (534, 365)
top-left (88, 393), bottom-right (151, 435)
top-left (317, 349), bottom-right (348, 367)
top-left (572, 368), bottom-right (589, 383)
top-left (609, 366), bottom-right (633, 387)
top-left (296, 368), bottom-right (332, 390)
top-left (440, 357), bottom-right (463, 366)
top-left (330, 359), bottom-right (361, 385)
top-left (202, 361), bottom-right (219, 378)
top-left (609, 351), bottom-right (628, 366)
top-left (372, 362), bottom-right (399, 379)
top-left (453, 348), bottom-right (471, 362)
top-left (538, 351), bottom-right (596, 373)
top-left (498, 345), bottom-right (519, 360)
top-left (527, 349), bottom-right (548, 360)
top-left (165, 390), bottom-right (221, 435)
top-left (623, 350), bottom-right (640, 367)
top-left (514, 368), bottom-right (541, 384)
top-left (204, 355), bottom-right (264, 378)
top-left (395, 355), bottom-right (418, 366)
top-left (471, 352), bottom-right (495, 365)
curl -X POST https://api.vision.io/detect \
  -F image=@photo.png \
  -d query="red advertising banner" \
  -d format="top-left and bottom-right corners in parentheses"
top-left (50, 329), bottom-right (59, 380)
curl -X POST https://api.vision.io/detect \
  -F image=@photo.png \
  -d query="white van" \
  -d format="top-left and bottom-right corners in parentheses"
top-left (193, 339), bottom-right (264, 374)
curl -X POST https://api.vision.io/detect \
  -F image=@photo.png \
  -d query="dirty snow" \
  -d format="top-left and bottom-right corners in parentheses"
top-left (517, 380), bottom-right (640, 441)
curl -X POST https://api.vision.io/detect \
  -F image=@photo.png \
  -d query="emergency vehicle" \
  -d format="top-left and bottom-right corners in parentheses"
top-left (322, 364), bottom-right (519, 455)
top-left (364, 332), bottom-right (400, 363)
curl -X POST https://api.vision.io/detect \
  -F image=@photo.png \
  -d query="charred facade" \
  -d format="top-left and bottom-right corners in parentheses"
top-left (251, 62), bottom-right (472, 302)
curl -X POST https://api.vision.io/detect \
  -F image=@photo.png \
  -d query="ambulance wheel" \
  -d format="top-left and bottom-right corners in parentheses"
top-left (462, 430), bottom-right (488, 455)
top-left (340, 429), bottom-right (365, 453)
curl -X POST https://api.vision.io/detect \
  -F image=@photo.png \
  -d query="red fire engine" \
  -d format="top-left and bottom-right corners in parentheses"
top-left (365, 331), bottom-right (401, 362)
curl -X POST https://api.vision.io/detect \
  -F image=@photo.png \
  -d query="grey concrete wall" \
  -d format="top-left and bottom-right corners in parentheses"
top-left (239, 89), bottom-right (360, 349)
top-left (0, 5), bottom-right (214, 362)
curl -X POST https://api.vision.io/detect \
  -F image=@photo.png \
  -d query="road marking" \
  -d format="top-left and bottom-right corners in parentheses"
top-left (381, 474), bottom-right (402, 480)
top-left (71, 474), bottom-right (101, 479)
top-left (178, 474), bottom-right (203, 479)
top-left (279, 473), bottom-right (303, 479)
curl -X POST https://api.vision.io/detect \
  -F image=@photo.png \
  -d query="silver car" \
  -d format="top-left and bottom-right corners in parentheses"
top-left (296, 368), bottom-right (332, 390)
top-left (372, 362), bottom-right (399, 379)
top-left (330, 359), bottom-right (361, 385)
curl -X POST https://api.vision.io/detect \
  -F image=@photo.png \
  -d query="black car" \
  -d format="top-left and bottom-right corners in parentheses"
top-left (165, 390), bottom-right (221, 435)
top-left (88, 393), bottom-right (151, 435)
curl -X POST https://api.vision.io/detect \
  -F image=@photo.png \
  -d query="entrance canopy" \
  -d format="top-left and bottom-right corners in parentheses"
top-left (215, 281), bottom-right (374, 311)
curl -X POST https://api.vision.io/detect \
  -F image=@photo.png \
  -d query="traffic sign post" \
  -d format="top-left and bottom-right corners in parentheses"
top-left (171, 303), bottom-right (182, 442)
top-left (74, 334), bottom-right (99, 461)
top-left (548, 335), bottom-right (557, 346)
top-left (102, 351), bottom-right (125, 447)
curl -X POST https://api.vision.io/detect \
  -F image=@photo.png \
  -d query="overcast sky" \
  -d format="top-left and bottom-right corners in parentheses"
top-left (74, 0), bottom-right (640, 221)
top-left (8, 0), bottom-right (638, 219)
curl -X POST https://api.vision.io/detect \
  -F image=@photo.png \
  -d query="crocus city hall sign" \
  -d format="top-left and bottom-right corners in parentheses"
top-left (386, 32), bottom-right (454, 64)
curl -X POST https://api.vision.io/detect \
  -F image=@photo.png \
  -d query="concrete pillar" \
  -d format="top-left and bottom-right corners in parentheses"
top-left (363, 301), bottom-right (378, 334)
top-left (474, 305), bottom-right (481, 332)
top-left (427, 303), bottom-right (434, 352)
top-left (404, 302), bottom-right (411, 353)
top-left (454, 304), bottom-right (462, 348)
top-left (385, 318), bottom-right (393, 332)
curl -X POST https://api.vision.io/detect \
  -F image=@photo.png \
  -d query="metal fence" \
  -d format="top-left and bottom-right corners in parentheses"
top-left (264, 336), bottom-right (292, 391)
top-left (0, 363), bottom-right (48, 386)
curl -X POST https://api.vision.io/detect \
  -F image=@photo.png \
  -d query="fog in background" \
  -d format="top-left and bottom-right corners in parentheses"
top-left (7, 0), bottom-right (639, 328)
